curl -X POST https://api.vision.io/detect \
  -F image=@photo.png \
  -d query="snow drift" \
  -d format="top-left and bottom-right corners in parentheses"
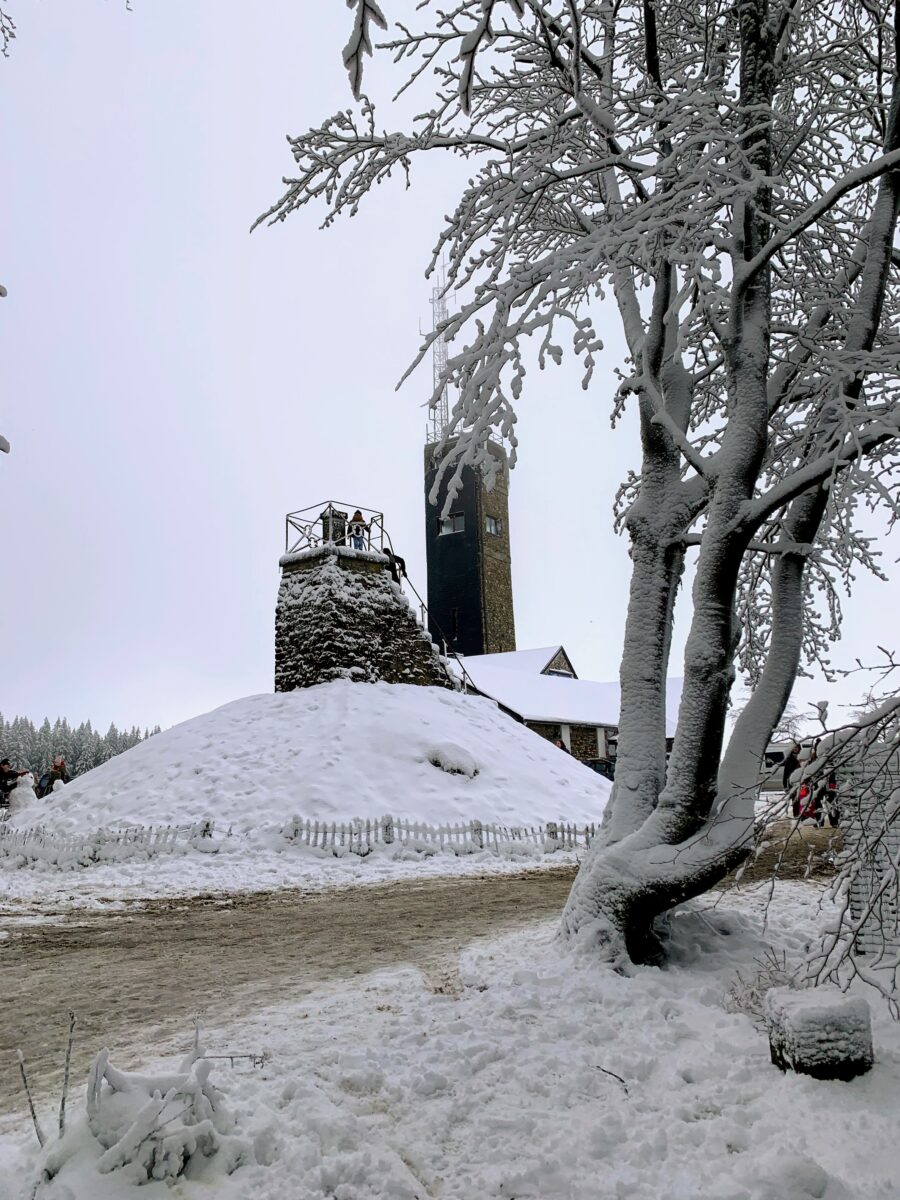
top-left (11, 681), bottom-right (610, 834)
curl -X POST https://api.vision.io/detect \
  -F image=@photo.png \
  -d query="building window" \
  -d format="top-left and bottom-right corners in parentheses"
top-left (485, 515), bottom-right (502, 536)
top-left (439, 513), bottom-right (465, 535)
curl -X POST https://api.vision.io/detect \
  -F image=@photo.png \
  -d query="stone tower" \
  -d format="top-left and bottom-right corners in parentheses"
top-left (276, 505), bottom-right (454, 691)
top-left (423, 440), bottom-right (516, 657)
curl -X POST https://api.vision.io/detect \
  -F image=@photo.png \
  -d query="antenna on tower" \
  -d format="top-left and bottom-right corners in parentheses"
top-left (427, 264), bottom-right (450, 446)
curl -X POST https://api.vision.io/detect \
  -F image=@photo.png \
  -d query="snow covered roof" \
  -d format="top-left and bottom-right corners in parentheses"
top-left (469, 647), bottom-right (570, 675)
top-left (458, 653), bottom-right (682, 736)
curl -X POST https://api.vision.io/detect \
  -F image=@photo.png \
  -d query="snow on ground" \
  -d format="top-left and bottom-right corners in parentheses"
top-left (9, 681), bottom-right (610, 833)
top-left (2, 882), bottom-right (897, 1199)
top-left (0, 682), bottom-right (609, 910)
top-left (0, 681), bottom-right (610, 909)
top-left (0, 841), bottom-right (583, 912)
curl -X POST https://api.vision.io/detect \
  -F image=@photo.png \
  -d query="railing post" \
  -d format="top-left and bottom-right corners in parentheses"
top-left (383, 815), bottom-right (394, 845)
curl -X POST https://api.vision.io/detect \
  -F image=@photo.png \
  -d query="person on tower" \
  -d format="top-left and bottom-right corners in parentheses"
top-left (349, 511), bottom-right (368, 550)
top-left (383, 544), bottom-right (407, 585)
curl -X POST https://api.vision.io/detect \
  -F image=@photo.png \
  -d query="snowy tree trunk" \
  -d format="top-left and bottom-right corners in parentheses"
top-left (601, 532), bottom-right (684, 843)
top-left (563, 1), bottom-right (779, 959)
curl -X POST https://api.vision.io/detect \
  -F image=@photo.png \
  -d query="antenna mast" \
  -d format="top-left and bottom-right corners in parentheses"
top-left (428, 265), bottom-right (450, 445)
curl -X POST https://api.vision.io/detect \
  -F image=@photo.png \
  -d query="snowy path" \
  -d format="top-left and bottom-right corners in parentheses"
top-left (0, 865), bottom-right (578, 1115)
top-left (3, 880), bottom-right (898, 1200)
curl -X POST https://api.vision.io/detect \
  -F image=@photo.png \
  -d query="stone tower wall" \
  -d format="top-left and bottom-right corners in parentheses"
top-left (476, 445), bottom-right (516, 654)
top-left (275, 546), bottom-right (455, 691)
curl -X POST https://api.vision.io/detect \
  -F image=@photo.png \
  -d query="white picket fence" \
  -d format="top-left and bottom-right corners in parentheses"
top-left (0, 819), bottom-right (216, 869)
top-left (280, 816), bottom-right (597, 854)
top-left (0, 814), bottom-right (597, 869)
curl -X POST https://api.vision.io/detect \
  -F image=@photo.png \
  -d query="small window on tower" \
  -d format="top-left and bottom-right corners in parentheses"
top-left (439, 513), bottom-right (465, 535)
top-left (485, 515), bottom-right (501, 536)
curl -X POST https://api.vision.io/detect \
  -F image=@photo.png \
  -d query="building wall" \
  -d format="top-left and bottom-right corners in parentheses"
top-left (424, 441), bottom-right (515, 656)
top-left (568, 724), bottom-right (599, 760)
top-left (526, 720), bottom-right (610, 763)
top-left (526, 720), bottom-right (562, 746)
top-left (476, 443), bottom-right (516, 654)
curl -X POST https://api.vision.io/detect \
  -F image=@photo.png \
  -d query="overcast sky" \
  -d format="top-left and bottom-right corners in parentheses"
top-left (2, 1), bottom-right (897, 734)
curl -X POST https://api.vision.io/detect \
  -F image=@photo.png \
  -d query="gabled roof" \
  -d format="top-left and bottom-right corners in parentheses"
top-left (457, 652), bottom-right (682, 736)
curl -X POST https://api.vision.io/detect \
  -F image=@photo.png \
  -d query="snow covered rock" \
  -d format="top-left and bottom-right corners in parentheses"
top-left (275, 545), bottom-right (453, 691)
top-left (763, 985), bottom-right (873, 1080)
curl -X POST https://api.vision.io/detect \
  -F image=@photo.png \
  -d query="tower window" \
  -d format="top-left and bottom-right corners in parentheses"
top-left (439, 513), bottom-right (465, 535)
top-left (485, 515), bottom-right (502, 536)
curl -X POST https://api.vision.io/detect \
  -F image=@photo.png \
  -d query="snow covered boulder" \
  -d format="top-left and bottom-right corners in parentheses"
top-left (763, 986), bottom-right (873, 1080)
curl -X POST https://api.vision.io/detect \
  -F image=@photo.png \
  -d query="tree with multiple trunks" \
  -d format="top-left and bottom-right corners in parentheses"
top-left (258, 0), bottom-right (900, 963)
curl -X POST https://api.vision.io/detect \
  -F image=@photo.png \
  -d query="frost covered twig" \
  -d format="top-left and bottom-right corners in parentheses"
top-left (58, 1011), bottom-right (76, 1139)
top-left (17, 1051), bottom-right (45, 1148)
top-left (0, 8), bottom-right (15, 58)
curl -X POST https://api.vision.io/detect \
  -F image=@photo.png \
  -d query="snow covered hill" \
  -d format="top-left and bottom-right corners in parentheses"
top-left (11, 681), bottom-right (610, 834)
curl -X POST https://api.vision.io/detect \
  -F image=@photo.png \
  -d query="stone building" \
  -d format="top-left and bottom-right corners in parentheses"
top-left (275, 504), bottom-right (453, 692)
top-left (423, 440), bottom-right (515, 657)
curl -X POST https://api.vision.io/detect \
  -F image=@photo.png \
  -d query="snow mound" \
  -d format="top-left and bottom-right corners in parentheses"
top-left (11, 681), bottom-right (610, 834)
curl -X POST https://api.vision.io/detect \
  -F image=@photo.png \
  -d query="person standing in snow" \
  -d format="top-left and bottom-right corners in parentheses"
top-left (47, 754), bottom-right (69, 790)
top-left (553, 737), bottom-right (570, 754)
top-left (349, 511), bottom-right (368, 550)
top-left (782, 743), bottom-right (802, 791)
top-left (781, 743), bottom-right (803, 820)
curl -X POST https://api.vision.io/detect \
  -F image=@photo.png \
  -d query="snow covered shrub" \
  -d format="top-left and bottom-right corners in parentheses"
top-left (84, 1038), bottom-right (254, 1184)
top-left (724, 949), bottom-right (799, 1028)
top-left (426, 742), bottom-right (479, 778)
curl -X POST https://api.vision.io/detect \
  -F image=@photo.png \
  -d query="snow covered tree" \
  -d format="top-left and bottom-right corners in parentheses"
top-left (0, 713), bottom-right (156, 777)
top-left (259, 1), bottom-right (900, 962)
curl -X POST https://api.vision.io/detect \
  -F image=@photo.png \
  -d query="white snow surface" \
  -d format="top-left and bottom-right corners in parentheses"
top-left (8, 681), bottom-right (610, 833)
top-left (2, 883), bottom-right (898, 1199)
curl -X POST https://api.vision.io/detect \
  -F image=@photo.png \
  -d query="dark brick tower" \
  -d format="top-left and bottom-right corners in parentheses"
top-left (423, 440), bottom-right (516, 657)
